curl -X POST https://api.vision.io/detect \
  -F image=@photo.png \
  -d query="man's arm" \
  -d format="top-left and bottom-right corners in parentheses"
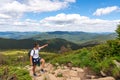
top-left (39, 44), bottom-right (48, 49)
top-left (30, 50), bottom-right (34, 66)
top-left (30, 56), bottom-right (33, 66)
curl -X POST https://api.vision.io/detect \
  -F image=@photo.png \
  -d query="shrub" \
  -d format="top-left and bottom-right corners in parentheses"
top-left (0, 66), bottom-right (31, 80)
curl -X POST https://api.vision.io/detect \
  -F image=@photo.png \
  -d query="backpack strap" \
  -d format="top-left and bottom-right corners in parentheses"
top-left (33, 49), bottom-right (35, 56)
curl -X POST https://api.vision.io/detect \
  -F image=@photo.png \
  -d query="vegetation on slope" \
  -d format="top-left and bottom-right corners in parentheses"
top-left (0, 38), bottom-right (100, 52)
top-left (0, 31), bottom-right (116, 44)
top-left (0, 25), bottom-right (119, 79)
top-left (33, 31), bottom-right (116, 44)
top-left (0, 51), bottom-right (32, 80)
top-left (0, 66), bottom-right (31, 80)
top-left (50, 24), bottom-right (120, 79)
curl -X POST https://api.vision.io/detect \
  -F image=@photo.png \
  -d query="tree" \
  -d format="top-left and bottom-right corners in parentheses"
top-left (116, 24), bottom-right (120, 39)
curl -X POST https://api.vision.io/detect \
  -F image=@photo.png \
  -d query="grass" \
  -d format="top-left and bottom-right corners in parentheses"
top-left (0, 50), bottom-right (34, 80)
top-left (50, 45), bottom-right (120, 79)
top-left (0, 46), bottom-right (120, 79)
top-left (1, 49), bottom-right (28, 55)
top-left (0, 49), bottom-right (59, 80)
top-left (0, 66), bottom-right (31, 80)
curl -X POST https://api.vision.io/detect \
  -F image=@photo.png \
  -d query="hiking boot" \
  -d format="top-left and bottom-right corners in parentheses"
top-left (33, 73), bottom-right (37, 76)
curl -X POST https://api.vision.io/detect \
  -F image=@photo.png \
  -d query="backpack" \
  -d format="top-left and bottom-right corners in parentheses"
top-left (28, 49), bottom-right (35, 58)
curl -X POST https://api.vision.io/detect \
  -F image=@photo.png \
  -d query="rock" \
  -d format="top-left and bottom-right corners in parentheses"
top-left (77, 71), bottom-right (86, 80)
top-left (57, 66), bottom-right (61, 69)
top-left (43, 74), bottom-right (51, 80)
top-left (45, 63), bottom-right (54, 73)
top-left (62, 70), bottom-right (70, 78)
top-left (55, 63), bottom-right (59, 67)
top-left (100, 70), bottom-right (107, 77)
top-left (91, 75), bottom-right (96, 79)
top-left (66, 77), bottom-right (80, 80)
top-left (69, 70), bottom-right (78, 77)
top-left (28, 63), bottom-right (116, 80)
top-left (92, 77), bottom-right (115, 80)
top-left (64, 66), bottom-right (68, 69)
top-left (113, 60), bottom-right (120, 68)
top-left (51, 71), bottom-right (55, 74)
top-left (86, 75), bottom-right (96, 79)
top-left (49, 74), bottom-right (64, 80)
top-left (56, 72), bottom-right (63, 77)
top-left (66, 62), bottom-right (72, 70)
top-left (72, 67), bottom-right (84, 72)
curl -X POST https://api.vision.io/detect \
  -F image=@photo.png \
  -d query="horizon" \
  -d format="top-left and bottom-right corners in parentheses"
top-left (0, 31), bottom-right (116, 33)
top-left (0, 0), bottom-right (120, 32)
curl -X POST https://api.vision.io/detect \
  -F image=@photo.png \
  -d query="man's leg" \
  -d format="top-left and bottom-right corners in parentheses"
top-left (33, 65), bottom-right (36, 75)
top-left (40, 58), bottom-right (45, 69)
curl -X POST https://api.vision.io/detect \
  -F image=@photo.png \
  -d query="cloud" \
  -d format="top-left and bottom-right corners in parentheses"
top-left (0, 0), bottom-right (75, 16)
top-left (39, 13), bottom-right (120, 32)
top-left (0, 12), bottom-right (119, 32)
top-left (64, 0), bottom-right (76, 2)
top-left (93, 6), bottom-right (119, 16)
top-left (0, 13), bottom-right (117, 32)
top-left (0, 0), bottom-right (76, 32)
top-left (0, 13), bottom-right (12, 19)
top-left (0, 0), bottom-right (119, 32)
top-left (0, 0), bottom-right (76, 23)
top-left (0, 13), bottom-right (118, 32)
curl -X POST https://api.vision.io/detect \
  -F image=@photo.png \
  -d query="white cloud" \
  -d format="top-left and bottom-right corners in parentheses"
top-left (64, 0), bottom-right (76, 2)
top-left (0, 0), bottom-right (76, 22)
top-left (0, 0), bottom-right (77, 32)
top-left (0, 0), bottom-right (75, 15)
top-left (0, 13), bottom-right (119, 32)
top-left (0, 13), bottom-right (12, 19)
top-left (0, 1), bottom-right (26, 13)
top-left (27, 0), bottom-right (69, 12)
top-left (0, 0), bottom-right (119, 32)
top-left (93, 6), bottom-right (119, 16)
top-left (39, 13), bottom-right (120, 32)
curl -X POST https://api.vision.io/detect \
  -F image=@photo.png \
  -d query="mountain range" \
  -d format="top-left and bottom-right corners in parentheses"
top-left (0, 31), bottom-right (116, 52)
top-left (0, 31), bottom-right (116, 44)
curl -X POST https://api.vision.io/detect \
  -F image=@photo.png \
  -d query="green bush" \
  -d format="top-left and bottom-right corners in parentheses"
top-left (0, 66), bottom-right (31, 80)
top-left (51, 39), bottom-right (120, 78)
top-left (112, 67), bottom-right (120, 78)
top-left (116, 24), bottom-right (120, 39)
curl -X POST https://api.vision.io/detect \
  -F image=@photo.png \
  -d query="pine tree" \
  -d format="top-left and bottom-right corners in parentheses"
top-left (116, 24), bottom-right (120, 39)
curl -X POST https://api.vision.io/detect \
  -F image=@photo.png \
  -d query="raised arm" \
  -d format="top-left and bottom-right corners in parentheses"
top-left (39, 44), bottom-right (48, 49)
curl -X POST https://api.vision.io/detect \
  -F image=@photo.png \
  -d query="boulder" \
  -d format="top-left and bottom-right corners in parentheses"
top-left (92, 77), bottom-right (115, 80)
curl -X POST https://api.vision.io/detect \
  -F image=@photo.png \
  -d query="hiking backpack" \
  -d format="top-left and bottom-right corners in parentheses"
top-left (28, 49), bottom-right (35, 58)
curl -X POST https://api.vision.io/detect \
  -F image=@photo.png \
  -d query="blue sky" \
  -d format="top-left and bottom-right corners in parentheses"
top-left (23, 0), bottom-right (120, 20)
top-left (0, 0), bottom-right (120, 32)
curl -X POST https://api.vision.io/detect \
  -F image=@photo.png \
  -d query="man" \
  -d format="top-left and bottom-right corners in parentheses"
top-left (30, 43), bottom-right (48, 76)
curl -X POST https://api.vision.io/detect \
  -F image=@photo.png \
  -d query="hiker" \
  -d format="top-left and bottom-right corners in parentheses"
top-left (30, 43), bottom-right (48, 76)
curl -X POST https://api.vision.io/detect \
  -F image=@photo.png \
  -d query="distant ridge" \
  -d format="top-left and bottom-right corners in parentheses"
top-left (47, 31), bottom-right (86, 35)
top-left (0, 31), bottom-right (116, 44)
top-left (0, 38), bottom-right (100, 52)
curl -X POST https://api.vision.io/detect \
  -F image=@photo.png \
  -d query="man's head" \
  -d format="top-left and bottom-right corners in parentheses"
top-left (34, 43), bottom-right (39, 49)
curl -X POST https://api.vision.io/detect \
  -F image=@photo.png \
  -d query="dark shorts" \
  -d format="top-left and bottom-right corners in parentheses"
top-left (32, 57), bottom-right (41, 66)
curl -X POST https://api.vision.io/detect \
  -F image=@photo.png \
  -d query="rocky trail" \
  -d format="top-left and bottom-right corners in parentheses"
top-left (25, 63), bottom-right (115, 80)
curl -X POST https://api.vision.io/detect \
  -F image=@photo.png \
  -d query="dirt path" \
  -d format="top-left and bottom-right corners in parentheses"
top-left (25, 63), bottom-right (115, 80)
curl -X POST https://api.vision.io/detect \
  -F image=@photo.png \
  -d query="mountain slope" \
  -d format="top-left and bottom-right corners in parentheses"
top-left (0, 38), bottom-right (78, 52)
top-left (33, 31), bottom-right (116, 44)
top-left (0, 38), bottom-right (99, 52)
top-left (0, 31), bottom-right (116, 44)
top-left (0, 32), bottom-right (40, 39)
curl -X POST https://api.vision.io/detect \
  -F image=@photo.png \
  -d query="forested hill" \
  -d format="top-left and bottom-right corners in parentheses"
top-left (0, 38), bottom-right (99, 52)
top-left (0, 31), bottom-right (116, 44)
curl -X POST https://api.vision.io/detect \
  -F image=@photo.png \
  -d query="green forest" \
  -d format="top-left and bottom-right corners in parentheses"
top-left (0, 24), bottom-right (120, 80)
